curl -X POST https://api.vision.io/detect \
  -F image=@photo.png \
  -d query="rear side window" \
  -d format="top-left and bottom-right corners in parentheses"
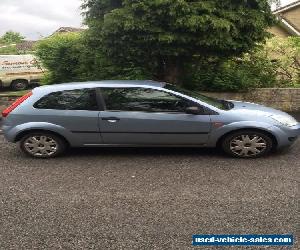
top-left (34, 89), bottom-right (98, 111)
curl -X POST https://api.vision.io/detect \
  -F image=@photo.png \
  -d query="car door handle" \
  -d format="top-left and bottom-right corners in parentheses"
top-left (102, 117), bottom-right (120, 123)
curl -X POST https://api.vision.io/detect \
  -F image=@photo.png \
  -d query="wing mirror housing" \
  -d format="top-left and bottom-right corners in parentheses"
top-left (185, 106), bottom-right (203, 115)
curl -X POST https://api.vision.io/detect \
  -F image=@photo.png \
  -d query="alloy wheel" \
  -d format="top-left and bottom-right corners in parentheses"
top-left (230, 134), bottom-right (267, 157)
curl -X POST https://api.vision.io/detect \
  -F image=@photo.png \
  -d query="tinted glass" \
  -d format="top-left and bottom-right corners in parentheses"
top-left (34, 89), bottom-right (98, 111)
top-left (101, 88), bottom-right (195, 113)
top-left (165, 84), bottom-right (230, 110)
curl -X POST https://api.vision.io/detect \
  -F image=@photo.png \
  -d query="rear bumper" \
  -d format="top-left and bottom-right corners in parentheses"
top-left (0, 118), bottom-right (3, 134)
top-left (1, 123), bottom-right (14, 142)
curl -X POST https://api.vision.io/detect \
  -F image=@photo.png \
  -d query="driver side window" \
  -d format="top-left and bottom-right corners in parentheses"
top-left (101, 87), bottom-right (197, 113)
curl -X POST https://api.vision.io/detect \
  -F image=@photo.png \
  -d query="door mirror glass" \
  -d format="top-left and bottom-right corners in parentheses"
top-left (186, 106), bottom-right (203, 115)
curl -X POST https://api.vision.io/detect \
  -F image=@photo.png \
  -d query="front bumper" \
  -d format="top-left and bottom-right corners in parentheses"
top-left (270, 123), bottom-right (300, 149)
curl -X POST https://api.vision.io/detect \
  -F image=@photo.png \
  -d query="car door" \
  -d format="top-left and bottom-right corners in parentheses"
top-left (33, 88), bottom-right (102, 145)
top-left (98, 87), bottom-right (212, 145)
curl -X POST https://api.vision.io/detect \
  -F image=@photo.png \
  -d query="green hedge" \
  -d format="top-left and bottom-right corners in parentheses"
top-left (185, 37), bottom-right (300, 92)
top-left (35, 34), bottom-right (300, 92)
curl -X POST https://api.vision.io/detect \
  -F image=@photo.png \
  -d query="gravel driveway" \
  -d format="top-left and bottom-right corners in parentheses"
top-left (0, 132), bottom-right (299, 249)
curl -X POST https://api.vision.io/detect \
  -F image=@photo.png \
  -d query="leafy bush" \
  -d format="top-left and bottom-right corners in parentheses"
top-left (261, 37), bottom-right (300, 86)
top-left (35, 32), bottom-right (299, 92)
top-left (0, 44), bottom-right (17, 55)
top-left (188, 37), bottom-right (300, 92)
top-left (35, 33), bottom-right (85, 83)
top-left (35, 32), bottom-right (150, 84)
top-left (185, 57), bottom-right (277, 92)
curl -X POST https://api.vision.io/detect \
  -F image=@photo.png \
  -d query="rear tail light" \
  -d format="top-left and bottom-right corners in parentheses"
top-left (2, 91), bottom-right (33, 118)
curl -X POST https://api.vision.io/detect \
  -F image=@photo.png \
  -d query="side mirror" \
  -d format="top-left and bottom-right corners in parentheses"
top-left (186, 106), bottom-right (203, 115)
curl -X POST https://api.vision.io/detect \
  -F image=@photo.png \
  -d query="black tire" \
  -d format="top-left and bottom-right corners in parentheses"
top-left (20, 132), bottom-right (67, 158)
top-left (221, 130), bottom-right (274, 158)
top-left (11, 80), bottom-right (29, 91)
top-left (31, 82), bottom-right (41, 88)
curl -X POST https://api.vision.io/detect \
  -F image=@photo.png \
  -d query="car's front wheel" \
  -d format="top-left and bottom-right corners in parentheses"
top-left (20, 132), bottom-right (67, 158)
top-left (222, 130), bottom-right (274, 158)
top-left (11, 80), bottom-right (29, 91)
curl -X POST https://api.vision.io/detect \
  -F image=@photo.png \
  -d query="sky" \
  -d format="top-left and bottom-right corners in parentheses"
top-left (0, 0), bottom-right (297, 40)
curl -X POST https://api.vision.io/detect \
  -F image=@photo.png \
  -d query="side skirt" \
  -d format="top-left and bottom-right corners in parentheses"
top-left (82, 144), bottom-right (209, 148)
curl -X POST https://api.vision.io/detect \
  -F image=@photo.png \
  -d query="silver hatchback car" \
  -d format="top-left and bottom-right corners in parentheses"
top-left (2, 80), bottom-right (300, 158)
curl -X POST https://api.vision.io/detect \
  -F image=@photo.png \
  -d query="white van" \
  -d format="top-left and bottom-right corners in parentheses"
top-left (0, 55), bottom-right (44, 91)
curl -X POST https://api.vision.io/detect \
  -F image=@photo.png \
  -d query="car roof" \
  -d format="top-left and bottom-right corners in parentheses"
top-left (35, 80), bottom-right (166, 92)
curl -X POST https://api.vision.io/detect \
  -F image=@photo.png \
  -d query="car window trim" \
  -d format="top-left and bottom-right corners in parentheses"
top-left (95, 88), bottom-right (105, 111)
top-left (100, 110), bottom-right (191, 115)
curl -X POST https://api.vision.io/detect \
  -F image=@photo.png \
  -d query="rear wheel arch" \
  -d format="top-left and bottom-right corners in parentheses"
top-left (216, 128), bottom-right (278, 150)
top-left (11, 78), bottom-right (28, 84)
top-left (15, 129), bottom-right (70, 147)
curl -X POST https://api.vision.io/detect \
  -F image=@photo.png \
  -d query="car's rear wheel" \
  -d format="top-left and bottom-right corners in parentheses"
top-left (20, 132), bottom-right (66, 158)
top-left (222, 130), bottom-right (274, 158)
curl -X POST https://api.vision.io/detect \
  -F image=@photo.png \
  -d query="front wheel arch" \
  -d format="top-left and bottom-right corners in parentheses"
top-left (216, 128), bottom-right (278, 151)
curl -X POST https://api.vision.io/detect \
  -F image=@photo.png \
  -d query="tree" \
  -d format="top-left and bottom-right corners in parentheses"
top-left (0, 44), bottom-right (17, 55)
top-left (0, 31), bottom-right (25, 44)
top-left (35, 32), bottom-right (149, 84)
top-left (35, 33), bottom-right (85, 83)
top-left (82, 0), bottom-right (276, 85)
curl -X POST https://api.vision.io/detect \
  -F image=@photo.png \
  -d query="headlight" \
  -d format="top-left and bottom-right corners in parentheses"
top-left (271, 115), bottom-right (298, 127)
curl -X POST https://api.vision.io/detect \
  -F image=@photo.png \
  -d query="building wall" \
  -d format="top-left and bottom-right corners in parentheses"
top-left (270, 5), bottom-right (300, 37)
top-left (282, 7), bottom-right (300, 31)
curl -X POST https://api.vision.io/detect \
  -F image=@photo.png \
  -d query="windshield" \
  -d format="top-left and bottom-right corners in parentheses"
top-left (164, 84), bottom-right (232, 110)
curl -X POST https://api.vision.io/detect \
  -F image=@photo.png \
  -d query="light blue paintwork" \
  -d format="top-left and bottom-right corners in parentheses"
top-left (2, 80), bottom-right (300, 150)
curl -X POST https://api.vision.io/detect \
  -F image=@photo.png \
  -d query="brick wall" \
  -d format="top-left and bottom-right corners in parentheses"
top-left (0, 88), bottom-right (300, 112)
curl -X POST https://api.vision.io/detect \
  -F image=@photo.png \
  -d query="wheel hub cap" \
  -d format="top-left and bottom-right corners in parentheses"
top-left (15, 82), bottom-right (26, 89)
top-left (24, 136), bottom-right (58, 157)
top-left (230, 135), bottom-right (267, 157)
